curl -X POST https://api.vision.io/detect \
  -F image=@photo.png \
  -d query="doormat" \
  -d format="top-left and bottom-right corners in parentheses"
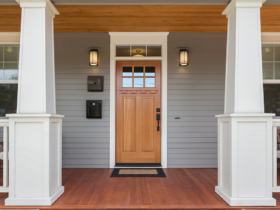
top-left (110, 168), bottom-right (166, 177)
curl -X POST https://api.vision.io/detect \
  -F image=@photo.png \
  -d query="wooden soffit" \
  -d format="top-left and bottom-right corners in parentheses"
top-left (0, 5), bottom-right (280, 32)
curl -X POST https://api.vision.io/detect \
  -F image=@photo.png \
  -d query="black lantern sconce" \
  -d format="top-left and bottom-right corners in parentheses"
top-left (179, 49), bottom-right (188, 66)
top-left (89, 49), bottom-right (98, 66)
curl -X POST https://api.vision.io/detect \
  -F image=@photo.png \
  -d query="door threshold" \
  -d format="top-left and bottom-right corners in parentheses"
top-left (115, 163), bottom-right (161, 167)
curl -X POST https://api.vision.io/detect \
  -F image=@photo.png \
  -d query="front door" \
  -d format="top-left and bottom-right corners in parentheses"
top-left (116, 61), bottom-right (161, 164)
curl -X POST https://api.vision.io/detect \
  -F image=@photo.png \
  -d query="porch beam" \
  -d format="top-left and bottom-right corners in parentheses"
top-left (216, 0), bottom-right (276, 206)
top-left (5, 0), bottom-right (64, 206)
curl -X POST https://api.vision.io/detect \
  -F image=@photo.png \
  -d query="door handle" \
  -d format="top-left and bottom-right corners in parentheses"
top-left (156, 114), bottom-right (160, 131)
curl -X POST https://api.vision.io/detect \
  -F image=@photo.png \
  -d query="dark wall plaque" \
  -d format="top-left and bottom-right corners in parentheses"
top-left (88, 76), bottom-right (104, 92)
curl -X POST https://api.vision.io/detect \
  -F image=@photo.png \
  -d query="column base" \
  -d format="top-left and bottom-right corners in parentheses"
top-left (216, 186), bottom-right (276, 206)
top-left (5, 186), bottom-right (64, 206)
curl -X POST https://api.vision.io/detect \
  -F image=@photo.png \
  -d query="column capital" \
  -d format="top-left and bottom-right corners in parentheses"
top-left (223, 0), bottom-right (266, 17)
top-left (16, 0), bottom-right (59, 17)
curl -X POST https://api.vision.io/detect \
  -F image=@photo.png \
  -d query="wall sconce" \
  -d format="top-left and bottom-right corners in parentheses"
top-left (89, 49), bottom-right (98, 66)
top-left (179, 49), bottom-right (188, 66)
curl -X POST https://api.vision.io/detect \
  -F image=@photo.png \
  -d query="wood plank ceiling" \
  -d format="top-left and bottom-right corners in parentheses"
top-left (0, 5), bottom-right (280, 32)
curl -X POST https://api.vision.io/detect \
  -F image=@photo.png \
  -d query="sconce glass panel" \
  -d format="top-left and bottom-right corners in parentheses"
top-left (89, 50), bottom-right (98, 66)
top-left (147, 46), bottom-right (161, 56)
top-left (180, 49), bottom-right (188, 66)
top-left (116, 46), bottom-right (130, 57)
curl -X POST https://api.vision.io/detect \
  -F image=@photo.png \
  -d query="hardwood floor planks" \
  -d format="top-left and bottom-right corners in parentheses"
top-left (0, 168), bottom-right (280, 209)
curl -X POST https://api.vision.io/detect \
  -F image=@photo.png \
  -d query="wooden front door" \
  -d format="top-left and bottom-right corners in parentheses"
top-left (116, 61), bottom-right (161, 164)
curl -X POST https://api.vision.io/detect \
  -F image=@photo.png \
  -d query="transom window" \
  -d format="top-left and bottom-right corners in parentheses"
top-left (0, 44), bottom-right (19, 117)
top-left (116, 45), bottom-right (161, 57)
top-left (122, 66), bottom-right (155, 88)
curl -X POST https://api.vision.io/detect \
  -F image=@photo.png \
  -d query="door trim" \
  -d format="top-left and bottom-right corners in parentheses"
top-left (109, 32), bottom-right (169, 168)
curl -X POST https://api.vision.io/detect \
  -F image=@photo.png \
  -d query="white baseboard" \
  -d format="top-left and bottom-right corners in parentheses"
top-left (215, 186), bottom-right (276, 206)
top-left (5, 186), bottom-right (64, 206)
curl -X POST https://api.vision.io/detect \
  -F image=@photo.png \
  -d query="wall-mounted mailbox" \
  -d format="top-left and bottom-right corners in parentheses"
top-left (86, 100), bottom-right (102, 119)
top-left (88, 76), bottom-right (104, 92)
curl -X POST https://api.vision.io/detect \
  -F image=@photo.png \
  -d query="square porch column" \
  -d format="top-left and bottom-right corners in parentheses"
top-left (215, 0), bottom-right (276, 206)
top-left (5, 0), bottom-right (64, 206)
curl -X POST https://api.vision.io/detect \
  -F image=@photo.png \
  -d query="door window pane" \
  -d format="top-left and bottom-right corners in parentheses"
top-left (0, 84), bottom-right (17, 116)
top-left (123, 67), bottom-right (132, 76)
top-left (147, 46), bottom-right (161, 56)
top-left (263, 63), bottom-right (273, 79)
top-left (145, 67), bottom-right (155, 76)
top-left (134, 66), bottom-right (143, 76)
top-left (145, 78), bottom-right (155, 87)
top-left (134, 78), bottom-right (143, 87)
top-left (262, 45), bottom-right (273, 61)
top-left (123, 78), bottom-right (132, 87)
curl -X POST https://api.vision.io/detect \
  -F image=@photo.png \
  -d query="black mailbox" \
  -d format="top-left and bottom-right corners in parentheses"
top-left (86, 100), bottom-right (102, 119)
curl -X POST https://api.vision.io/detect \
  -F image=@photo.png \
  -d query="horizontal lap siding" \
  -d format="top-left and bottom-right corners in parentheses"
top-left (55, 33), bottom-right (110, 168)
top-left (167, 33), bottom-right (226, 168)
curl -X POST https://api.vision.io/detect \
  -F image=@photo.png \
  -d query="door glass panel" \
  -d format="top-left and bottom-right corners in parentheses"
top-left (134, 66), bottom-right (143, 76)
top-left (132, 46), bottom-right (146, 57)
top-left (116, 46), bottom-right (130, 57)
top-left (145, 67), bottom-right (155, 76)
top-left (263, 63), bottom-right (273, 79)
top-left (123, 66), bottom-right (132, 76)
top-left (123, 78), bottom-right (132, 87)
top-left (0, 84), bottom-right (18, 116)
top-left (147, 46), bottom-right (161, 56)
top-left (262, 45), bottom-right (273, 61)
top-left (275, 46), bottom-right (280, 61)
top-left (145, 78), bottom-right (155, 87)
top-left (134, 78), bottom-right (143, 87)
top-left (4, 45), bottom-right (18, 61)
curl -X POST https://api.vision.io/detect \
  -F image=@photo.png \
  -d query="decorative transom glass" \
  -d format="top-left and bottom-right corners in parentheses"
top-left (262, 44), bottom-right (280, 79)
top-left (116, 46), bottom-right (161, 57)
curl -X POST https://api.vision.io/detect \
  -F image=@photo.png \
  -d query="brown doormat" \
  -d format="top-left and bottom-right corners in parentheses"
top-left (111, 168), bottom-right (166, 177)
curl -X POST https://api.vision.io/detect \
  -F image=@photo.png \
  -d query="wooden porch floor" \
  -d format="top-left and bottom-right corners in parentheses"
top-left (0, 168), bottom-right (280, 209)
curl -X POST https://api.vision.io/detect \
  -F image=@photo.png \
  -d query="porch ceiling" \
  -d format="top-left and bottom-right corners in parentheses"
top-left (0, 5), bottom-right (280, 32)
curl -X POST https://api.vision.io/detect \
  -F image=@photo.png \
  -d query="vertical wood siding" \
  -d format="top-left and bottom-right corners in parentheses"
top-left (167, 33), bottom-right (226, 168)
top-left (54, 33), bottom-right (110, 168)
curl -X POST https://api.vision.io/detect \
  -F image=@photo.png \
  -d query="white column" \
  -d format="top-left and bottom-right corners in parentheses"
top-left (5, 0), bottom-right (64, 206)
top-left (215, 0), bottom-right (276, 206)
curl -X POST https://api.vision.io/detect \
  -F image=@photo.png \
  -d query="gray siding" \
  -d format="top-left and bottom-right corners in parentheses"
top-left (167, 33), bottom-right (226, 168)
top-left (54, 33), bottom-right (110, 168)
top-left (54, 32), bottom-right (226, 168)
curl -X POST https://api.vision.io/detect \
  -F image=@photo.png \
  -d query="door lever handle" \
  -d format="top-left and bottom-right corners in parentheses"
top-left (156, 114), bottom-right (160, 131)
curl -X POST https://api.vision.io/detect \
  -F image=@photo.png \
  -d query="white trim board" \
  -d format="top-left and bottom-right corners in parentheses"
top-left (109, 32), bottom-right (169, 168)
top-left (0, 32), bottom-right (20, 44)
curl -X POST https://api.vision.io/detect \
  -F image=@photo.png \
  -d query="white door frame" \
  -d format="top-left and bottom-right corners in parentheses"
top-left (109, 32), bottom-right (169, 168)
